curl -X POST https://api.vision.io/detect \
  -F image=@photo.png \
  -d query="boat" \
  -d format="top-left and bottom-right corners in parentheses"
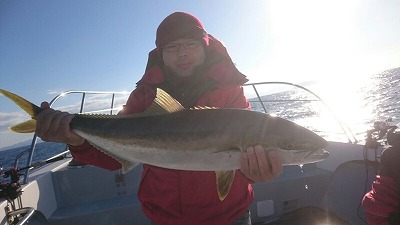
top-left (0, 81), bottom-right (388, 225)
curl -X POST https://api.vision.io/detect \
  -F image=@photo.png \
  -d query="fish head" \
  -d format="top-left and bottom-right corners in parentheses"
top-left (259, 116), bottom-right (329, 165)
top-left (263, 136), bottom-right (329, 165)
top-left (276, 143), bottom-right (330, 165)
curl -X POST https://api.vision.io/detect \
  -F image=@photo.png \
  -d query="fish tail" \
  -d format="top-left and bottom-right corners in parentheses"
top-left (0, 89), bottom-right (42, 133)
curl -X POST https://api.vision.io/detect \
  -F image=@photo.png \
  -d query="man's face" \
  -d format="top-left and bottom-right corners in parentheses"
top-left (162, 38), bottom-right (206, 77)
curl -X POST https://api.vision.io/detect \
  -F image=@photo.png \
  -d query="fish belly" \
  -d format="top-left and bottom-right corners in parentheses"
top-left (75, 130), bottom-right (242, 172)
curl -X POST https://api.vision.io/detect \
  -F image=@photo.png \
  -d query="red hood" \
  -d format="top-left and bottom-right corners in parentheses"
top-left (137, 34), bottom-right (248, 87)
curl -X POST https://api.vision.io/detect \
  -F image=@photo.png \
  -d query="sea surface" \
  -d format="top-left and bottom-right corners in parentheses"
top-left (245, 66), bottom-right (400, 144)
top-left (0, 142), bottom-right (67, 180)
top-left (0, 67), bottom-right (399, 180)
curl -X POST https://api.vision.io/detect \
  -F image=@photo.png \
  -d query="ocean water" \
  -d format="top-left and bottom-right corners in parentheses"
top-left (246, 67), bottom-right (400, 143)
top-left (0, 142), bottom-right (67, 180)
top-left (0, 67), bottom-right (399, 179)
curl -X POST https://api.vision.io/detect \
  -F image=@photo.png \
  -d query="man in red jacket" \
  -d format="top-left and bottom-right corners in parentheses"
top-left (362, 144), bottom-right (400, 225)
top-left (35, 12), bottom-right (282, 225)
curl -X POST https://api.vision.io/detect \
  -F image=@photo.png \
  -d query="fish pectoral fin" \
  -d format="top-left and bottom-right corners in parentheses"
top-left (10, 119), bottom-right (37, 133)
top-left (212, 146), bottom-right (242, 154)
top-left (215, 170), bottom-right (235, 201)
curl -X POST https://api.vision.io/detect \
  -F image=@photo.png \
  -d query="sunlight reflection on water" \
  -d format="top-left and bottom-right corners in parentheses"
top-left (245, 67), bottom-right (400, 143)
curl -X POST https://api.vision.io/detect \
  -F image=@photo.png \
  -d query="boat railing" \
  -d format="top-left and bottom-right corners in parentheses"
top-left (21, 90), bottom-right (130, 184)
top-left (243, 81), bottom-right (357, 144)
top-left (5, 207), bottom-right (35, 225)
top-left (20, 82), bottom-right (357, 184)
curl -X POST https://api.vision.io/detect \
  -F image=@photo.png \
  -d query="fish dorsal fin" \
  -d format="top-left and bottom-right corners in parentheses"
top-left (54, 88), bottom-right (184, 121)
top-left (140, 88), bottom-right (185, 117)
top-left (215, 170), bottom-right (235, 201)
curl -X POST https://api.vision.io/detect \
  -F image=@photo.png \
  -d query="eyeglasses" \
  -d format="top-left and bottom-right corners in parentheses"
top-left (162, 40), bottom-right (201, 52)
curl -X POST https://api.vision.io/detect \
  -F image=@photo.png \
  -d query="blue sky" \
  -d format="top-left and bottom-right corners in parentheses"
top-left (1, 0), bottom-right (400, 148)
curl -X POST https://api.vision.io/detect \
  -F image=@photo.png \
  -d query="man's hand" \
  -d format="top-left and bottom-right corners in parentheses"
top-left (240, 145), bottom-right (282, 182)
top-left (35, 102), bottom-right (85, 146)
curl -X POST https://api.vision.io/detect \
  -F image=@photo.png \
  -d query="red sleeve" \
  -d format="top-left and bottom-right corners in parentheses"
top-left (362, 175), bottom-right (399, 225)
top-left (68, 86), bottom-right (156, 170)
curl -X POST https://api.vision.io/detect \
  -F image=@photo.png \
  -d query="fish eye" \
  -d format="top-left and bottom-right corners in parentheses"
top-left (286, 143), bottom-right (295, 150)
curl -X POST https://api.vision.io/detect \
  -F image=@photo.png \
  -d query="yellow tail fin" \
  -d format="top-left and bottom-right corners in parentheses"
top-left (0, 89), bottom-right (42, 133)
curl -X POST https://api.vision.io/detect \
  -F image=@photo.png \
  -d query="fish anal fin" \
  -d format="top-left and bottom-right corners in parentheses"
top-left (10, 119), bottom-right (37, 133)
top-left (215, 170), bottom-right (235, 201)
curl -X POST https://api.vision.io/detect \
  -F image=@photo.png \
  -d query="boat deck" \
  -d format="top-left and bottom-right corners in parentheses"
top-left (1, 141), bottom-right (377, 225)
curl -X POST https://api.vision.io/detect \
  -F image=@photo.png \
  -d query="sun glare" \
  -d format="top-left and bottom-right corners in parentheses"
top-left (244, 0), bottom-right (388, 141)
top-left (248, 0), bottom-right (370, 83)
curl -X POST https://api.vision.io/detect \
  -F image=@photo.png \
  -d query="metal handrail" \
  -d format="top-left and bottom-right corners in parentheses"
top-left (243, 81), bottom-right (357, 144)
top-left (6, 207), bottom-right (35, 225)
top-left (22, 90), bottom-right (130, 184)
top-left (21, 82), bottom-right (357, 183)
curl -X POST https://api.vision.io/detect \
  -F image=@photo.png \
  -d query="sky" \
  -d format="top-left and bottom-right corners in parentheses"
top-left (1, 0), bottom-right (400, 149)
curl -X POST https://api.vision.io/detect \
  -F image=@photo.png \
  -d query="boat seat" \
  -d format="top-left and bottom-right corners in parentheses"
top-left (47, 193), bottom-right (147, 225)
top-left (320, 160), bottom-right (378, 225)
top-left (47, 164), bottom-right (150, 225)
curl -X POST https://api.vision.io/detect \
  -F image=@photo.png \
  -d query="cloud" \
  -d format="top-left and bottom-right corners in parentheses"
top-left (46, 90), bottom-right (63, 96)
top-left (0, 91), bottom-right (130, 133)
top-left (0, 91), bottom-right (131, 148)
top-left (0, 111), bottom-right (31, 132)
top-left (53, 92), bottom-right (130, 114)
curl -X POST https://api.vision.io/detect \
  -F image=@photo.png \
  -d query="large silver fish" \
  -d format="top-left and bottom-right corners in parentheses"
top-left (0, 88), bottom-right (329, 200)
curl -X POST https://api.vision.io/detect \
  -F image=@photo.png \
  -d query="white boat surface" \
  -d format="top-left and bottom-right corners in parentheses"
top-left (0, 81), bottom-right (385, 225)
